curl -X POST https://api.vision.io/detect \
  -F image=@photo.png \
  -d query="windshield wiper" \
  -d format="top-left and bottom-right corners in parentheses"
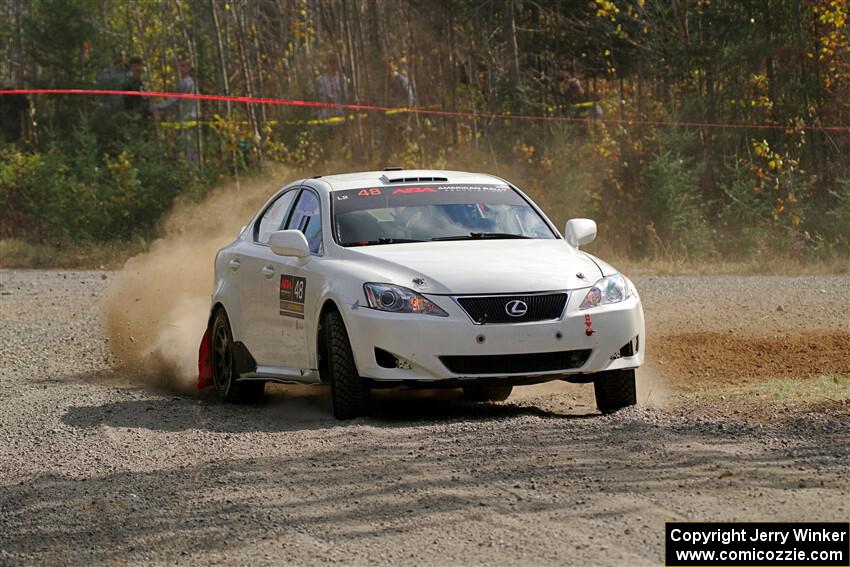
top-left (342, 237), bottom-right (426, 246)
top-left (431, 232), bottom-right (531, 241)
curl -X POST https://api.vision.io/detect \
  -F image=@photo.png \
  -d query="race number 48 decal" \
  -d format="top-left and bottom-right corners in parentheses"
top-left (280, 274), bottom-right (306, 319)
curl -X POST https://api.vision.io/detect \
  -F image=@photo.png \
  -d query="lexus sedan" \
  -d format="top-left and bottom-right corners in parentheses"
top-left (198, 169), bottom-right (645, 418)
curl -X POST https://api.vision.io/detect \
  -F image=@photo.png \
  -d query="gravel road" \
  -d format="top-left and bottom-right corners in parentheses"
top-left (0, 270), bottom-right (848, 566)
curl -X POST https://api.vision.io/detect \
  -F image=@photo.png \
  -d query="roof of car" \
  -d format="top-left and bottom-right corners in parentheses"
top-left (312, 169), bottom-right (507, 191)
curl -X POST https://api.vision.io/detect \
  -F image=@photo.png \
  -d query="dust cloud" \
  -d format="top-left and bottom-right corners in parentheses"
top-left (636, 363), bottom-right (672, 408)
top-left (103, 169), bottom-right (291, 391)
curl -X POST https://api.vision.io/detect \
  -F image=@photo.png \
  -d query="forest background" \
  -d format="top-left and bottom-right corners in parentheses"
top-left (1, 0), bottom-right (848, 270)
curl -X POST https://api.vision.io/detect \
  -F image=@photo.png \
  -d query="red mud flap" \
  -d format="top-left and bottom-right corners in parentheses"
top-left (198, 325), bottom-right (213, 390)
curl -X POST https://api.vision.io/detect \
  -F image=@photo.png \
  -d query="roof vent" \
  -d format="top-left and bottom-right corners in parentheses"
top-left (379, 175), bottom-right (449, 184)
top-left (382, 166), bottom-right (403, 171)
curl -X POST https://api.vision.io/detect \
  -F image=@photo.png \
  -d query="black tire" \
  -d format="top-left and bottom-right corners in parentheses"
top-left (462, 383), bottom-right (513, 402)
top-left (211, 309), bottom-right (265, 404)
top-left (324, 311), bottom-right (371, 419)
top-left (593, 369), bottom-right (637, 414)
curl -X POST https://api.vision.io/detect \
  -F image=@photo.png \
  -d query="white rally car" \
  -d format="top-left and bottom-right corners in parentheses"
top-left (198, 169), bottom-right (644, 418)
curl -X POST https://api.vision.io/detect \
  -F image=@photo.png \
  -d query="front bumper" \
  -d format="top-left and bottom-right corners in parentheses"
top-left (343, 289), bottom-right (645, 383)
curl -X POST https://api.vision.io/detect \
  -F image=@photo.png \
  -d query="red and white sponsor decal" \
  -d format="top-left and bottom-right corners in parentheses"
top-left (392, 187), bottom-right (439, 194)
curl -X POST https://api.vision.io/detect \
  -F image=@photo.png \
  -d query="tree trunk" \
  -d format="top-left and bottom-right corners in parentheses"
top-left (210, 0), bottom-right (231, 115)
top-left (234, 1), bottom-right (260, 146)
top-left (504, 0), bottom-right (521, 91)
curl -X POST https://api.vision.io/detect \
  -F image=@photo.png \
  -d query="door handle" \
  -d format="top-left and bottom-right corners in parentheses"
top-left (228, 258), bottom-right (241, 271)
top-left (261, 266), bottom-right (275, 278)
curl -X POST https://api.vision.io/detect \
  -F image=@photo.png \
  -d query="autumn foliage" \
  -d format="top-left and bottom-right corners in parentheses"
top-left (0, 0), bottom-right (848, 261)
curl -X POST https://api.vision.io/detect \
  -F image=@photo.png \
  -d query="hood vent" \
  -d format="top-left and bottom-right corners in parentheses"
top-left (379, 174), bottom-right (448, 184)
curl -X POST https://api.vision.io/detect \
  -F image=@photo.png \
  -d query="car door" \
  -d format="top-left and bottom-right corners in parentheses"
top-left (239, 188), bottom-right (299, 364)
top-left (256, 187), bottom-right (324, 371)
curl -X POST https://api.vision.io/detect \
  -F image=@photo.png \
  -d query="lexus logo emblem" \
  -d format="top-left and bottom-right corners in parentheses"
top-left (505, 300), bottom-right (528, 317)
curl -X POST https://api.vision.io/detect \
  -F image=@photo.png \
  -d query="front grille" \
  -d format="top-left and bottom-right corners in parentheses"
top-left (440, 349), bottom-right (591, 375)
top-left (456, 293), bottom-right (568, 324)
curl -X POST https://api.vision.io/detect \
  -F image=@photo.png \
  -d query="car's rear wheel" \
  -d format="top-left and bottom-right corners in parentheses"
top-left (462, 383), bottom-right (513, 402)
top-left (324, 311), bottom-right (371, 419)
top-left (211, 309), bottom-right (265, 403)
top-left (593, 369), bottom-right (636, 414)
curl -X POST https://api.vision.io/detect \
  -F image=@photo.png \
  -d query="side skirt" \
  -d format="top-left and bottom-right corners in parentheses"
top-left (238, 366), bottom-right (321, 384)
top-left (232, 341), bottom-right (320, 384)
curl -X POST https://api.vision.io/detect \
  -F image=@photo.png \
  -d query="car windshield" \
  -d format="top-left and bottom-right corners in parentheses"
top-left (333, 183), bottom-right (557, 246)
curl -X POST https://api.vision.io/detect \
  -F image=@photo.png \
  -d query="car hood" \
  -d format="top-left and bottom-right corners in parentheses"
top-left (339, 239), bottom-right (604, 294)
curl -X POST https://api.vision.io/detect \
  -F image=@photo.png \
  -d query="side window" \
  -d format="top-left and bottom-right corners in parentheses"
top-left (255, 189), bottom-right (298, 244)
top-left (285, 190), bottom-right (322, 254)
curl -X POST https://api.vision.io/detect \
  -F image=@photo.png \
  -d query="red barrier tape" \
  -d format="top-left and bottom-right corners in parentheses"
top-left (2, 88), bottom-right (849, 133)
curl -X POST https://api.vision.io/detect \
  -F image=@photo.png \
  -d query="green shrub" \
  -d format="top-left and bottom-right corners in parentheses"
top-left (639, 133), bottom-right (713, 259)
top-left (0, 131), bottom-right (203, 243)
top-left (826, 177), bottom-right (850, 252)
top-left (0, 149), bottom-right (44, 237)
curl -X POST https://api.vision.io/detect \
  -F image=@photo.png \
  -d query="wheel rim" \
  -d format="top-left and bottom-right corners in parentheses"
top-left (212, 321), bottom-right (233, 396)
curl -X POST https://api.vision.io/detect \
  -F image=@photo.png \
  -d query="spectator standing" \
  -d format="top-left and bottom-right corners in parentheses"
top-left (96, 50), bottom-right (128, 110)
top-left (123, 56), bottom-right (151, 119)
top-left (558, 75), bottom-right (603, 122)
top-left (381, 57), bottom-right (416, 162)
top-left (0, 80), bottom-right (30, 144)
top-left (388, 58), bottom-right (416, 109)
top-left (315, 55), bottom-right (344, 121)
top-left (156, 58), bottom-right (201, 164)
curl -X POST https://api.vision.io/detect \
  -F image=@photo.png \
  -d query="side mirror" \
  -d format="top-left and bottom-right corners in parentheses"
top-left (565, 218), bottom-right (597, 248)
top-left (269, 230), bottom-right (311, 258)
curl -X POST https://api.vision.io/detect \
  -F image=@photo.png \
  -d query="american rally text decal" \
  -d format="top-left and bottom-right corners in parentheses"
top-left (280, 274), bottom-right (306, 319)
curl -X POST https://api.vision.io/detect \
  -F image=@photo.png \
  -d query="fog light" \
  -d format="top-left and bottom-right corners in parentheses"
top-left (610, 336), bottom-right (639, 360)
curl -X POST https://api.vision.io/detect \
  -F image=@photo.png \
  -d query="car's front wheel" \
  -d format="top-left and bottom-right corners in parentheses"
top-left (462, 383), bottom-right (513, 402)
top-left (324, 311), bottom-right (371, 419)
top-left (593, 369), bottom-right (636, 414)
top-left (211, 309), bottom-right (265, 403)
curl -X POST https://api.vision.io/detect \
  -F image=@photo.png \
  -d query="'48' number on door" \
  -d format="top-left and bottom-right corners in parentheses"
top-left (280, 274), bottom-right (306, 319)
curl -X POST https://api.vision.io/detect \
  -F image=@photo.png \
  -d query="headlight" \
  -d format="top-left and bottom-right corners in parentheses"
top-left (579, 274), bottom-right (630, 310)
top-left (364, 283), bottom-right (449, 316)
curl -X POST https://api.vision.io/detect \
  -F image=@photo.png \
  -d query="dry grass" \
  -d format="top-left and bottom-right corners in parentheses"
top-left (0, 239), bottom-right (147, 270)
top-left (708, 374), bottom-right (850, 408)
top-left (2, 236), bottom-right (848, 275)
top-left (608, 255), bottom-right (850, 276)
top-left (749, 374), bottom-right (850, 403)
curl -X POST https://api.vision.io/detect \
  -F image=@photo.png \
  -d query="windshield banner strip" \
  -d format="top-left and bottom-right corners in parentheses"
top-left (333, 184), bottom-right (517, 213)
